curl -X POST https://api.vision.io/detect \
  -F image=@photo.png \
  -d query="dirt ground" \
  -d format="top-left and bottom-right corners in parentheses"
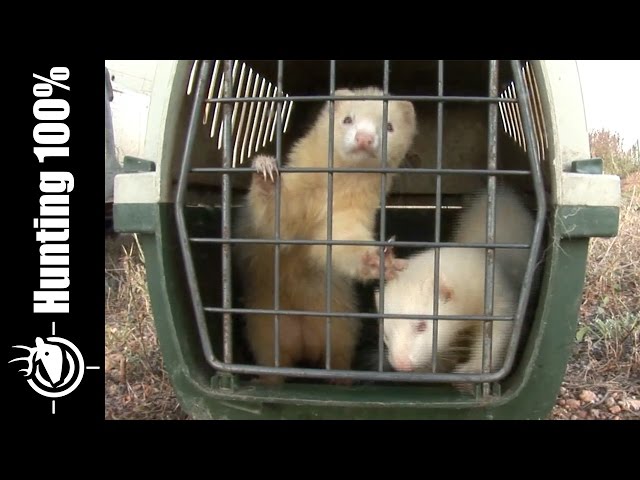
top-left (105, 173), bottom-right (639, 420)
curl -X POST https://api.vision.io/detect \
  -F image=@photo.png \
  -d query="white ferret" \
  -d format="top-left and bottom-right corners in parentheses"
top-left (235, 87), bottom-right (418, 385)
top-left (452, 185), bottom-right (536, 291)
top-left (376, 186), bottom-right (535, 378)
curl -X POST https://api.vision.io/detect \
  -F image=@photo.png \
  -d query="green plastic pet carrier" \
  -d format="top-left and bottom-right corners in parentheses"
top-left (113, 60), bottom-right (620, 419)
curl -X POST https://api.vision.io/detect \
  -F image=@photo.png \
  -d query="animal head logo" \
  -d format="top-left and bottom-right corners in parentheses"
top-left (9, 336), bottom-right (85, 398)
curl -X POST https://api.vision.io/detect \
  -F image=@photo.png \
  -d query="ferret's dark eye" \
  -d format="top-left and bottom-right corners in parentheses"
top-left (415, 321), bottom-right (427, 333)
top-left (343, 116), bottom-right (353, 125)
top-left (387, 122), bottom-right (394, 132)
top-left (45, 352), bottom-right (49, 356)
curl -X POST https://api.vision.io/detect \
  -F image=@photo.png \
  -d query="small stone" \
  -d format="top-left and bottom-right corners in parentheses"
top-left (627, 399), bottom-right (640, 411)
top-left (554, 407), bottom-right (568, 418)
top-left (579, 390), bottom-right (597, 403)
top-left (612, 416), bottom-right (621, 420)
top-left (559, 386), bottom-right (567, 396)
top-left (559, 399), bottom-right (566, 406)
top-left (605, 397), bottom-right (616, 408)
top-left (577, 410), bottom-right (588, 419)
top-left (609, 405), bottom-right (622, 415)
top-left (570, 414), bottom-right (579, 420)
top-left (566, 399), bottom-right (581, 409)
top-left (591, 409), bottom-right (601, 419)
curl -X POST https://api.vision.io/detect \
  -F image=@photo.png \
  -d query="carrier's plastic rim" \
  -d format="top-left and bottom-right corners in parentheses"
top-left (114, 172), bottom-right (158, 204)
top-left (559, 172), bottom-right (621, 207)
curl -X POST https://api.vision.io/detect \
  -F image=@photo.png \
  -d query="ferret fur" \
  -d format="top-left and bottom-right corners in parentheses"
top-left (376, 186), bottom-right (535, 378)
top-left (451, 184), bottom-right (536, 291)
top-left (235, 87), bottom-right (418, 384)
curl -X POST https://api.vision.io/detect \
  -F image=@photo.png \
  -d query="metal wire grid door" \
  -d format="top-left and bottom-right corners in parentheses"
top-left (175, 60), bottom-right (547, 396)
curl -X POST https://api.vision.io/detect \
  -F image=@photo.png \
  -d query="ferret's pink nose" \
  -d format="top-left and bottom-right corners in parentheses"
top-left (355, 131), bottom-right (375, 149)
top-left (392, 355), bottom-right (414, 372)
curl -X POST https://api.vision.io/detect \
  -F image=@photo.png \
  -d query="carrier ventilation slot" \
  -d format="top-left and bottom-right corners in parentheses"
top-left (499, 61), bottom-right (549, 162)
top-left (187, 60), bottom-right (294, 167)
top-left (189, 60), bottom-right (547, 164)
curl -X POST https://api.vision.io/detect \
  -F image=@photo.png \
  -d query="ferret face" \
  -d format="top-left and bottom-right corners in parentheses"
top-left (330, 88), bottom-right (417, 167)
top-left (374, 251), bottom-right (459, 373)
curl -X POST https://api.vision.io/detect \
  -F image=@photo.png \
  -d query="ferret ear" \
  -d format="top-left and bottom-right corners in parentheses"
top-left (399, 101), bottom-right (417, 128)
top-left (373, 288), bottom-right (380, 310)
top-left (423, 273), bottom-right (454, 303)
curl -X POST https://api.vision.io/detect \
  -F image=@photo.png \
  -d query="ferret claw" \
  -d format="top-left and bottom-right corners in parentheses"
top-left (251, 155), bottom-right (279, 183)
top-left (383, 235), bottom-right (397, 254)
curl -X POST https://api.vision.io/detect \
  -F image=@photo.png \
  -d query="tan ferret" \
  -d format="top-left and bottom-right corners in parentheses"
top-left (234, 87), bottom-right (418, 385)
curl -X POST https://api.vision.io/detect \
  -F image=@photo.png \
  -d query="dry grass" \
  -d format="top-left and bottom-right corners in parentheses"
top-left (549, 136), bottom-right (639, 420)
top-left (581, 172), bottom-right (639, 324)
top-left (105, 235), bottom-right (187, 420)
top-left (589, 129), bottom-right (639, 178)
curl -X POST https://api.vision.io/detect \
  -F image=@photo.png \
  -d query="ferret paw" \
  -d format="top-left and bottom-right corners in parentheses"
top-left (383, 239), bottom-right (408, 279)
top-left (251, 155), bottom-right (279, 183)
top-left (360, 242), bottom-right (408, 281)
